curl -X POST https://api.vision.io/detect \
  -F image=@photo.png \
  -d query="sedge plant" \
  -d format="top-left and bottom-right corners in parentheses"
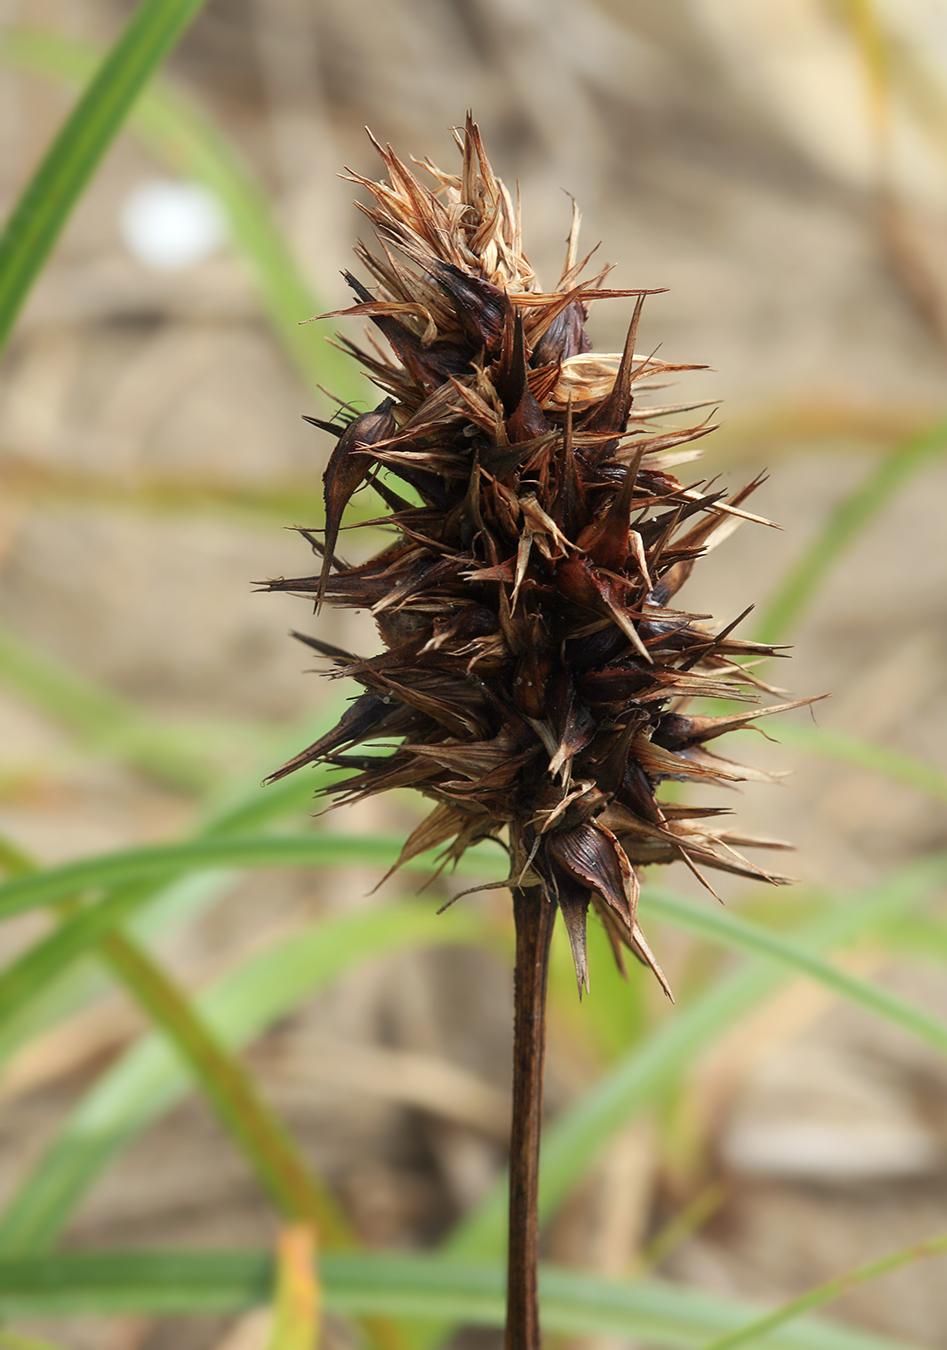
top-left (266, 117), bottom-right (815, 1349)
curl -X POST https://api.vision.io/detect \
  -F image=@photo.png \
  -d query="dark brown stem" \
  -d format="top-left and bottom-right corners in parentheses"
top-left (506, 885), bottom-right (556, 1350)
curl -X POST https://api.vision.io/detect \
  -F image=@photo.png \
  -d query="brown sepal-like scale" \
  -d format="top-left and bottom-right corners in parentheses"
top-left (267, 117), bottom-right (816, 997)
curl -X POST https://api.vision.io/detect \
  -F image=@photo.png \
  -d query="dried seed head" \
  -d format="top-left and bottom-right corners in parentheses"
top-left (267, 116), bottom-right (813, 997)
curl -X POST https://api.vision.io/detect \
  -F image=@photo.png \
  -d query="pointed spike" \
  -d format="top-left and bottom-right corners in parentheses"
top-left (491, 305), bottom-right (548, 439)
top-left (576, 440), bottom-right (647, 572)
top-left (583, 292), bottom-right (646, 445)
top-left (551, 395), bottom-right (589, 538)
top-left (317, 399), bottom-right (396, 610)
top-left (655, 695), bottom-right (830, 749)
top-left (556, 885), bottom-right (591, 997)
top-left (264, 692), bottom-right (394, 783)
top-left (629, 923), bottom-right (674, 1001)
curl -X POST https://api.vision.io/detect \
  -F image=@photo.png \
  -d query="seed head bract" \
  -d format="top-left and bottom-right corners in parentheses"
top-left (266, 116), bottom-right (814, 997)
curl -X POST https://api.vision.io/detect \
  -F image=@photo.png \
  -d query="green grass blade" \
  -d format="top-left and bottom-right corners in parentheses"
top-left (0, 622), bottom-right (215, 793)
top-left (701, 1229), bottom-right (947, 1350)
top-left (0, 839), bottom-right (359, 1256)
top-left (539, 851), bottom-right (947, 1220)
top-left (0, 1249), bottom-right (270, 1314)
top-left (0, 1332), bottom-right (66, 1350)
top-left (172, 696), bottom-right (344, 832)
top-left (0, 833), bottom-right (507, 920)
top-left (754, 417), bottom-right (947, 644)
top-left (0, 0), bottom-right (208, 356)
top-left (4, 843), bottom-right (943, 1267)
top-left (443, 854), bottom-right (947, 1273)
top-left (0, 873), bottom-right (234, 1076)
top-left (0, 721), bottom-right (332, 1068)
top-left (642, 884), bottom-right (947, 1056)
top-left (772, 722), bottom-right (947, 806)
top-left (885, 914), bottom-right (947, 963)
top-left (0, 853), bottom-right (313, 1055)
top-left (442, 958), bottom-right (781, 1288)
top-left (98, 930), bottom-right (357, 1247)
top-left (93, 936), bottom-right (411, 1350)
top-left (0, 27), bottom-right (367, 409)
top-left (0, 903), bottom-right (484, 1254)
top-left (0, 1252), bottom-right (909, 1350)
top-left (401, 861), bottom-right (947, 1350)
top-left (0, 709), bottom-right (337, 1068)
top-left (0, 833), bottom-right (34, 878)
top-left (0, 881), bottom-right (163, 1028)
top-left (197, 763), bottom-right (329, 836)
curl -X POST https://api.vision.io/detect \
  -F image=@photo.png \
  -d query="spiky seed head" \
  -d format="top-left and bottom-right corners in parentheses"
top-left (267, 116), bottom-right (813, 997)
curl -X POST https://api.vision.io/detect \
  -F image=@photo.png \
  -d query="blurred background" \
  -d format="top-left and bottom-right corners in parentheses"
top-left (1, 0), bottom-right (946, 1347)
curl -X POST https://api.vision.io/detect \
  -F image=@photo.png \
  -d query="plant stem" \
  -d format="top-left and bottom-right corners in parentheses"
top-left (506, 885), bottom-right (555, 1350)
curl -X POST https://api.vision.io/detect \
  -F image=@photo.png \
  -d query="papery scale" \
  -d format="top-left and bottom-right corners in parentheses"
top-left (266, 116), bottom-right (817, 998)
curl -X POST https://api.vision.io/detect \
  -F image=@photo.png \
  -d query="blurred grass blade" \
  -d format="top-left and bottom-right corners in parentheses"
top-left (0, 717), bottom-right (334, 1069)
top-left (0, 1249), bottom-right (272, 1314)
top-left (642, 885), bottom-right (947, 1056)
top-left (536, 853), bottom-right (947, 1224)
top-left (0, 622), bottom-right (216, 793)
top-left (0, 832), bottom-right (34, 878)
top-left (0, 1333), bottom-right (66, 1350)
top-left (0, 749), bottom-right (345, 1038)
top-left (0, 839), bottom-right (359, 1257)
top-left (0, 872), bottom-right (233, 1075)
top-left (772, 722), bottom-right (947, 806)
top-left (444, 853), bottom-right (947, 1272)
top-left (754, 416), bottom-right (947, 644)
top-left (887, 914), bottom-right (947, 962)
top-left (270, 1227), bottom-right (321, 1350)
top-left (0, 880), bottom-right (171, 1029)
top-left (0, 903), bottom-right (485, 1254)
top-left (702, 1228), bottom-right (947, 1350)
top-left (333, 1257), bottom-right (904, 1350)
top-left (0, 707), bottom-right (339, 1068)
top-left (0, 0), bottom-right (209, 356)
top-left (438, 958), bottom-right (781, 1295)
top-left (0, 833), bottom-right (507, 921)
top-left (3, 846), bottom-right (945, 1261)
top-left (95, 936), bottom-right (406, 1350)
top-left (196, 754), bottom-right (331, 834)
top-left (98, 930), bottom-right (357, 1249)
top-left (0, 1251), bottom-right (909, 1350)
top-left (0, 26), bottom-right (367, 409)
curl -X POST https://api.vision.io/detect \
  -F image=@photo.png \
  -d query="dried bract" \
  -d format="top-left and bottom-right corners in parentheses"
top-left (267, 117), bottom-right (811, 996)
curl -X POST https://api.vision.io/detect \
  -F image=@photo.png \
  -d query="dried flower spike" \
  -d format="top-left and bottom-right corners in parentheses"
top-left (269, 116), bottom-right (806, 993)
top-left (267, 117), bottom-right (813, 1348)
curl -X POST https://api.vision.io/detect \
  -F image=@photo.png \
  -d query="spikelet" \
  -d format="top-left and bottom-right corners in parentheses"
top-left (267, 116), bottom-right (813, 997)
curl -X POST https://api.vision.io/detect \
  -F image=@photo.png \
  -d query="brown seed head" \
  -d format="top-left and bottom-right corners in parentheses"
top-left (267, 116), bottom-right (813, 996)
